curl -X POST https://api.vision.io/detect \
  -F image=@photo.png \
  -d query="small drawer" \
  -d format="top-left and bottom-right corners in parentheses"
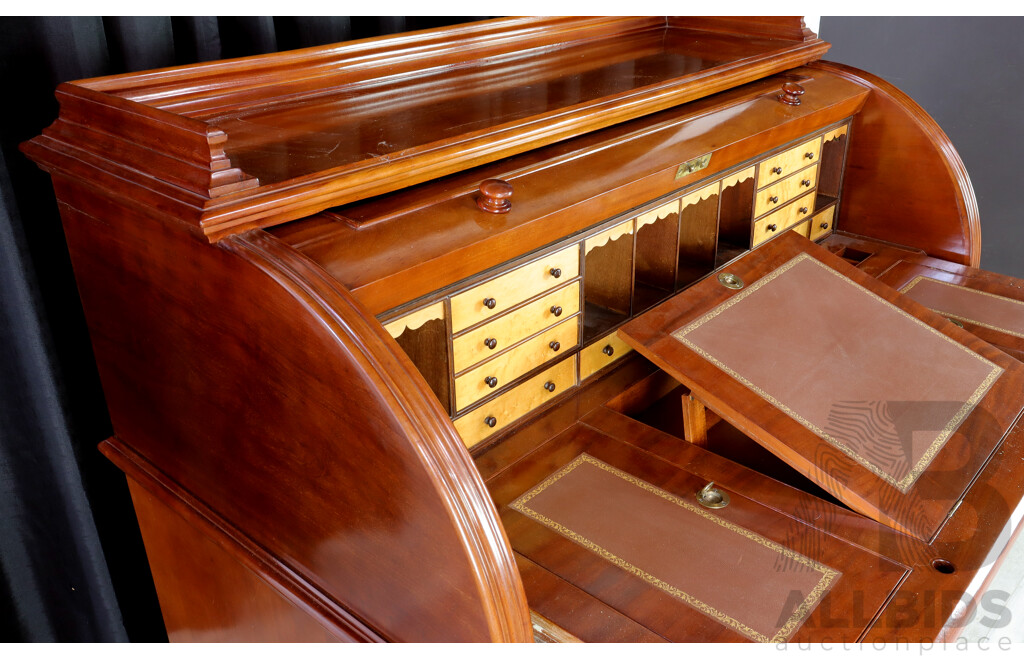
top-left (757, 137), bottom-right (821, 188)
top-left (453, 281), bottom-right (580, 373)
top-left (751, 197), bottom-right (815, 247)
top-left (580, 330), bottom-right (634, 381)
top-left (455, 316), bottom-right (579, 411)
top-left (810, 206), bottom-right (836, 241)
top-left (454, 356), bottom-right (577, 448)
top-left (450, 245), bottom-right (580, 333)
top-left (791, 219), bottom-right (811, 238)
top-left (754, 163), bottom-right (818, 217)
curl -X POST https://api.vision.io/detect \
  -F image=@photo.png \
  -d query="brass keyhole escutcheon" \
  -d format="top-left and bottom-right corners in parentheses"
top-left (696, 482), bottom-right (729, 509)
top-left (717, 272), bottom-right (744, 290)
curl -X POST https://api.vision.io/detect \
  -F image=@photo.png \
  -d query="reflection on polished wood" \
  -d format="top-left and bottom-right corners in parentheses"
top-left (22, 15), bottom-right (1024, 644)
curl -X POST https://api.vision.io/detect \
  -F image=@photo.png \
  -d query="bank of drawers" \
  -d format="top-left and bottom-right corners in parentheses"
top-left (454, 356), bottom-right (577, 448)
top-left (450, 244), bottom-right (579, 332)
top-left (754, 164), bottom-right (818, 217)
top-left (752, 196), bottom-right (815, 247)
top-left (757, 136), bottom-right (821, 187)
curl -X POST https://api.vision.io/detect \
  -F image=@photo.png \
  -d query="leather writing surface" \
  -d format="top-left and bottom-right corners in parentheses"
top-left (511, 453), bottom-right (838, 642)
top-left (617, 233), bottom-right (1024, 541)
top-left (674, 254), bottom-right (1002, 492)
top-left (901, 276), bottom-right (1024, 339)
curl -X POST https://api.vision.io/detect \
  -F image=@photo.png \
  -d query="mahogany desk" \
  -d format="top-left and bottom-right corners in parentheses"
top-left (22, 17), bottom-right (1024, 642)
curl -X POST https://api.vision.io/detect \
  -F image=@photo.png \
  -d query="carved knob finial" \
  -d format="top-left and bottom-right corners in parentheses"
top-left (778, 82), bottom-right (805, 106)
top-left (477, 178), bottom-right (513, 214)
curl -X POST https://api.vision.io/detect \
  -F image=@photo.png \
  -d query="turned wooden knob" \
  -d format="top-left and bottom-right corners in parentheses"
top-left (768, 195), bottom-right (779, 204)
top-left (484, 416), bottom-right (497, 427)
top-left (771, 167), bottom-right (783, 175)
top-left (778, 82), bottom-right (805, 106)
top-left (602, 345), bottom-right (614, 357)
top-left (483, 297), bottom-right (496, 309)
top-left (544, 381), bottom-right (556, 392)
top-left (484, 376), bottom-right (498, 388)
top-left (477, 178), bottom-right (513, 214)
top-left (820, 222), bottom-right (829, 229)
top-left (484, 338), bottom-right (497, 349)
top-left (767, 223), bottom-right (778, 232)
top-left (549, 268), bottom-right (561, 278)
top-left (549, 341), bottom-right (561, 352)
top-left (799, 207), bottom-right (809, 214)
top-left (801, 179), bottom-right (812, 187)
top-left (550, 305), bottom-right (562, 317)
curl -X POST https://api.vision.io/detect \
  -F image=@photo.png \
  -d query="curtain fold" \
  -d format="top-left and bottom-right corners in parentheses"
top-left (0, 15), bottom-right (488, 642)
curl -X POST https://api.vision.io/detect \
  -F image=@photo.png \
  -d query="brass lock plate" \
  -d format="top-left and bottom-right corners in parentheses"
top-left (675, 153), bottom-right (712, 179)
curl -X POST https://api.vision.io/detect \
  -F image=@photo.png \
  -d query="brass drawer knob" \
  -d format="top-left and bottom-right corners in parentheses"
top-left (768, 195), bottom-right (779, 204)
top-left (696, 481), bottom-right (730, 509)
top-left (771, 166), bottom-right (783, 175)
top-left (484, 416), bottom-right (497, 428)
top-left (477, 178), bottom-right (513, 214)
top-left (543, 381), bottom-right (556, 392)
top-left (602, 345), bottom-right (614, 357)
top-left (484, 337), bottom-right (497, 349)
top-left (483, 297), bottom-right (497, 309)
top-left (767, 223), bottom-right (778, 232)
top-left (484, 376), bottom-right (498, 388)
top-left (550, 305), bottom-right (563, 317)
top-left (549, 341), bottom-right (561, 352)
top-left (799, 207), bottom-right (809, 214)
top-left (549, 267), bottom-right (562, 278)
top-left (801, 179), bottom-right (812, 187)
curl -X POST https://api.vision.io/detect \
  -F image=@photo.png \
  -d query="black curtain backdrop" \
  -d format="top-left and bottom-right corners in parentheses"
top-left (2, 16), bottom-right (1023, 643)
top-left (0, 16), bottom-right (486, 642)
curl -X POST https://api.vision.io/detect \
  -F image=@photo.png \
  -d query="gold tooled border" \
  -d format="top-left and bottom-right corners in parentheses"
top-left (901, 275), bottom-right (1024, 339)
top-left (510, 454), bottom-right (840, 643)
top-left (673, 253), bottom-right (1003, 493)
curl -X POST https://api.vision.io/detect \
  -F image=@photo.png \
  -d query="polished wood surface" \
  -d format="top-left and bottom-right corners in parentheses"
top-left (809, 61), bottom-right (981, 266)
top-left (24, 17), bottom-right (828, 242)
top-left (22, 16), bottom-right (1022, 644)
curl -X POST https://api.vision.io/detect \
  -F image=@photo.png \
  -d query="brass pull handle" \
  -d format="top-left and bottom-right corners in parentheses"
top-left (549, 341), bottom-right (561, 352)
top-left (484, 338), bottom-right (497, 350)
top-left (483, 297), bottom-right (496, 309)
top-left (767, 223), bottom-right (778, 232)
top-left (602, 345), bottom-right (614, 357)
top-left (820, 222), bottom-right (829, 229)
top-left (801, 179), bottom-right (812, 187)
top-left (771, 166), bottom-right (783, 175)
top-left (484, 416), bottom-right (497, 428)
top-left (543, 381), bottom-right (556, 392)
top-left (549, 267), bottom-right (562, 278)
top-left (799, 207), bottom-right (809, 214)
top-left (805, 151), bottom-right (815, 159)
top-left (768, 195), bottom-right (779, 204)
top-left (696, 481), bottom-right (730, 509)
top-left (550, 305), bottom-right (563, 317)
top-left (484, 376), bottom-right (498, 388)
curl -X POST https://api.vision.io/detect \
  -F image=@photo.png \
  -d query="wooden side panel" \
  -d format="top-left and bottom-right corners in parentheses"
top-left (125, 477), bottom-right (347, 643)
top-left (52, 178), bottom-right (532, 642)
top-left (809, 61), bottom-right (980, 266)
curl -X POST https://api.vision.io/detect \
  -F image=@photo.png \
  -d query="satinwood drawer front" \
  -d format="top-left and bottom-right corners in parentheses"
top-left (791, 220), bottom-right (811, 238)
top-left (810, 206), bottom-right (835, 241)
top-left (754, 164), bottom-right (818, 217)
top-left (453, 282), bottom-right (580, 373)
top-left (580, 330), bottom-right (634, 380)
top-left (454, 356), bottom-right (577, 447)
top-left (450, 245), bottom-right (580, 333)
top-left (752, 196), bottom-right (815, 247)
top-left (757, 137), bottom-right (822, 188)
top-left (455, 316), bottom-right (579, 411)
